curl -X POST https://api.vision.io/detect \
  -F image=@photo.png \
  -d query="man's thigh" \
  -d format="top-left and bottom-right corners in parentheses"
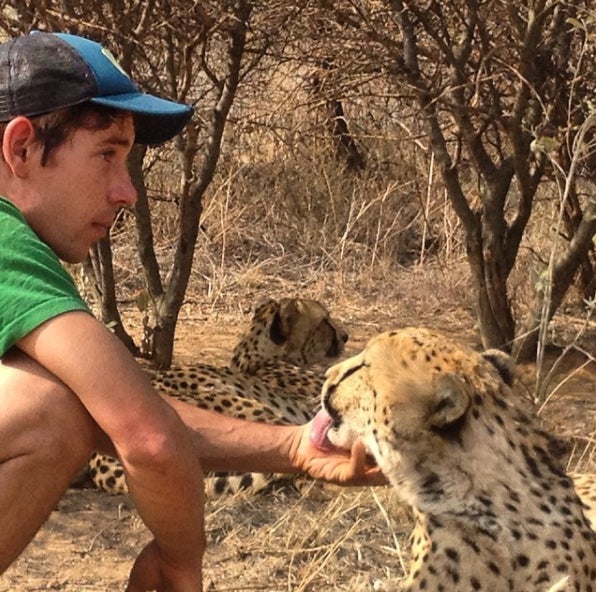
top-left (0, 348), bottom-right (111, 458)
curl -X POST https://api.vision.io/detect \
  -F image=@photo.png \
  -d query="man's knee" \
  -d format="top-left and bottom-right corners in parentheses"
top-left (30, 411), bottom-right (95, 475)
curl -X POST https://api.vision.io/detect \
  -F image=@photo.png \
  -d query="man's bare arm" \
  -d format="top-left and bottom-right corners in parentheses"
top-left (165, 396), bottom-right (385, 486)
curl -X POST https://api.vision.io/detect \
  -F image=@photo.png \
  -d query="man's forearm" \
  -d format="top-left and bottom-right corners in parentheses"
top-left (164, 396), bottom-right (303, 474)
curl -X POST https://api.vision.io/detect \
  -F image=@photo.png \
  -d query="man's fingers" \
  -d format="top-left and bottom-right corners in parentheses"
top-left (348, 439), bottom-right (387, 485)
top-left (349, 439), bottom-right (366, 473)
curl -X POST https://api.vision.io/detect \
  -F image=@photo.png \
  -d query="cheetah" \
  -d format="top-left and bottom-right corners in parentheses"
top-left (88, 297), bottom-right (347, 496)
top-left (312, 327), bottom-right (596, 591)
top-left (149, 297), bottom-right (346, 415)
top-left (573, 473), bottom-right (596, 531)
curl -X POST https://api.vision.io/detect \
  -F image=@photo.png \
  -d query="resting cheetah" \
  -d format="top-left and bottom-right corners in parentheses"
top-left (313, 327), bottom-right (596, 591)
top-left (88, 297), bottom-right (347, 495)
top-left (150, 297), bottom-right (346, 415)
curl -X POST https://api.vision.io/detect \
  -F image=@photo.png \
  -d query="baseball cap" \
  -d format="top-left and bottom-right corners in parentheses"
top-left (0, 31), bottom-right (193, 145)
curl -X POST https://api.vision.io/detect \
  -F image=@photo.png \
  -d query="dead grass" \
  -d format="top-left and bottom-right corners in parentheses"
top-left (202, 484), bottom-right (412, 592)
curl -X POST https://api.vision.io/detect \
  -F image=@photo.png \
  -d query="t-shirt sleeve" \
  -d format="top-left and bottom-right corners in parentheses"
top-left (0, 210), bottom-right (90, 356)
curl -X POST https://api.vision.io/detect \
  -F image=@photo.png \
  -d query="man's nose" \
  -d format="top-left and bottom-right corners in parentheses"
top-left (109, 170), bottom-right (137, 207)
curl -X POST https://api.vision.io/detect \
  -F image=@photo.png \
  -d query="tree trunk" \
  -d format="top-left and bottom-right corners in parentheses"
top-left (328, 95), bottom-right (366, 172)
top-left (85, 238), bottom-right (141, 356)
top-left (561, 181), bottom-right (596, 301)
top-left (310, 59), bottom-right (365, 172)
top-left (515, 201), bottom-right (596, 361)
top-left (143, 0), bottom-right (252, 369)
top-left (466, 228), bottom-right (516, 351)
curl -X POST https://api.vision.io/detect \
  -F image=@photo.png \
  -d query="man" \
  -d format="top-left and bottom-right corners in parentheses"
top-left (0, 32), bottom-right (382, 592)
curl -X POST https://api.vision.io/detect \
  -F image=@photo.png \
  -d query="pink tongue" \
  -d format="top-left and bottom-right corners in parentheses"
top-left (310, 408), bottom-right (335, 451)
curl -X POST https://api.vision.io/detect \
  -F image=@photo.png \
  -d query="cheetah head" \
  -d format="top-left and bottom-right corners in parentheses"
top-left (312, 327), bottom-right (516, 505)
top-left (258, 298), bottom-right (349, 366)
top-left (311, 327), bottom-right (596, 591)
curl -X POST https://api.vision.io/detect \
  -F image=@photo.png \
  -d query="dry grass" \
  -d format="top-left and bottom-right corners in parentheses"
top-left (202, 484), bottom-right (413, 592)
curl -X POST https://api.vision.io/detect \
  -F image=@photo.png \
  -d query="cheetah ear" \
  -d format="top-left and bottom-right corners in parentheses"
top-left (428, 374), bottom-right (471, 429)
top-left (255, 296), bottom-right (275, 310)
top-left (269, 298), bottom-right (301, 344)
top-left (481, 349), bottom-right (515, 386)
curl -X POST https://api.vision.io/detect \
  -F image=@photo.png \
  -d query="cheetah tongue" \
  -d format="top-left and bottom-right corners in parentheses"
top-left (310, 408), bottom-right (336, 452)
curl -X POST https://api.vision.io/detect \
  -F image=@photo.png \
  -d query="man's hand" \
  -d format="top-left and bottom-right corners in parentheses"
top-left (126, 540), bottom-right (202, 592)
top-left (290, 422), bottom-right (387, 487)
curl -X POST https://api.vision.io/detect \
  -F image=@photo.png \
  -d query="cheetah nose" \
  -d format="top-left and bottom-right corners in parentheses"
top-left (328, 334), bottom-right (347, 358)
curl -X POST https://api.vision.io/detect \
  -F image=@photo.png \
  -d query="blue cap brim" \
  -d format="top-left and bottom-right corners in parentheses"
top-left (91, 92), bottom-right (193, 145)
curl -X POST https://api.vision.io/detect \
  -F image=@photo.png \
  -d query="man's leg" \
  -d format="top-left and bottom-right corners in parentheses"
top-left (0, 349), bottom-right (109, 572)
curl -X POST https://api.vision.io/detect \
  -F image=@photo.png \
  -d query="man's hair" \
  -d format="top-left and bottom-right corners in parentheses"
top-left (0, 103), bottom-right (125, 165)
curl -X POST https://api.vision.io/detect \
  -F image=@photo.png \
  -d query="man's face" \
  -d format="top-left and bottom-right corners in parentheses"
top-left (24, 114), bottom-right (137, 263)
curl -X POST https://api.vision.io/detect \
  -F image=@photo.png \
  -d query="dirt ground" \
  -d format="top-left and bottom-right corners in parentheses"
top-left (1, 296), bottom-right (594, 592)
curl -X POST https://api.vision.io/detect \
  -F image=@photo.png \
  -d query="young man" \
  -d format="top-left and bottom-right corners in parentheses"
top-left (0, 32), bottom-right (382, 591)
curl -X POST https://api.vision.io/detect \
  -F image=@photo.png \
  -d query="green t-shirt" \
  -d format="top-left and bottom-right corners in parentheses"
top-left (0, 197), bottom-right (90, 356)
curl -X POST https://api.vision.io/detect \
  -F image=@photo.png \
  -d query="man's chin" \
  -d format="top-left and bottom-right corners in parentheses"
top-left (56, 244), bottom-right (94, 264)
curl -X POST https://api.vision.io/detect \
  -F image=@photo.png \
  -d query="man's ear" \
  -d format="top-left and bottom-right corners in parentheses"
top-left (2, 116), bottom-right (39, 177)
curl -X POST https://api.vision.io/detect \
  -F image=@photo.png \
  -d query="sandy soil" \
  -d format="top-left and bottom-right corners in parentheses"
top-left (1, 303), bottom-right (594, 592)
